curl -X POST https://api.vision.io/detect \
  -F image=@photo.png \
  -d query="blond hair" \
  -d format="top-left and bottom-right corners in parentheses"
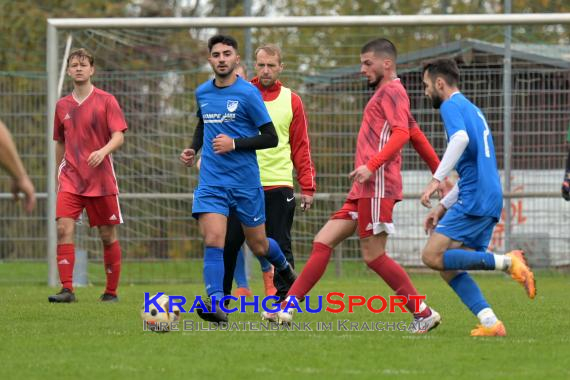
top-left (254, 44), bottom-right (282, 64)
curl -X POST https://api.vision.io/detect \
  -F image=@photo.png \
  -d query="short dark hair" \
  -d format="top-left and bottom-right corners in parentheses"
top-left (422, 58), bottom-right (460, 86)
top-left (361, 38), bottom-right (397, 59)
top-left (67, 48), bottom-right (94, 67)
top-left (208, 34), bottom-right (238, 52)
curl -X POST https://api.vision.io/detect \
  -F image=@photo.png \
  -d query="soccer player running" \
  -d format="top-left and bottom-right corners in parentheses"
top-left (190, 63), bottom-right (279, 298)
top-left (0, 119), bottom-right (36, 213)
top-left (49, 48), bottom-right (127, 303)
top-left (270, 38), bottom-right (443, 333)
top-left (179, 35), bottom-right (296, 323)
top-left (223, 44), bottom-right (316, 300)
top-left (419, 58), bottom-right (536, 337)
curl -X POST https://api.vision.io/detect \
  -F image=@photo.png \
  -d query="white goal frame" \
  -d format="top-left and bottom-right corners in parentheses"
top-left (46, 13), bottom-right (570, 286)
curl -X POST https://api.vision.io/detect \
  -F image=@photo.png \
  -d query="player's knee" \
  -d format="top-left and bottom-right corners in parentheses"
top-left (246, 237), bottom-right (268, 256)
top-left (361, 246), bottom-right (384, 264)
top-left (421, 248), bottom-right (443, 270)
top-left (99, 229), bottom-right (116, 246)
top-left (313, 237), bottom-right (335, 250)
top-left (203, 232), bottom-right (224, 247)
top-left (56, 222), bottom-right (73, 243)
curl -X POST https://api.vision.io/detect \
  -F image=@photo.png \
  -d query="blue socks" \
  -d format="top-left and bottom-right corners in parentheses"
top-left (443, 249), bottom-right (495, 270)
top-left (264, 238), bottom-right (288, 272)
top-left (448, 272), bottom-right (490, 316)
top-left (257, 255), bottom-right (272, 273)
top-left (233, 249), bottom-right (249, 288)
top-left (203, 246), bottom-right (225, 300)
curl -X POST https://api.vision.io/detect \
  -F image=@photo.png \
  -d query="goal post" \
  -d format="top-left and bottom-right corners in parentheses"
top-left (45, 14), bottom-right (570, 286)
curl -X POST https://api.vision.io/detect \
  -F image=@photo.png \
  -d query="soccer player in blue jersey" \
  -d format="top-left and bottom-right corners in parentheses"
top-left (419, 58), bottom-right (536, 337)
top-left (179, 35), bottom-right (296, 323)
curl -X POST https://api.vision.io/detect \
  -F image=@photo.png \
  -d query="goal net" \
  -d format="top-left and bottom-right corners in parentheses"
top-left (4, 15), bottom-right (570, 285)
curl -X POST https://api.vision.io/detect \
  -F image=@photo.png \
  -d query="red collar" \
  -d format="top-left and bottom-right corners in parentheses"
top-left (251, 77), bottom-right (282, 101)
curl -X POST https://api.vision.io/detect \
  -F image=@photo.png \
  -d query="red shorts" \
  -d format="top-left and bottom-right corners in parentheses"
top-left (331, 198), bottom-right (397, 238)
top-left (56, 191), bottom-right (123, 227)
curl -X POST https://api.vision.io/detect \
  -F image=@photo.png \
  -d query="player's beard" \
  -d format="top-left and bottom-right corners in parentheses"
top-left (260, 76), bottom-right (275, 88)
top-left (214, 63), bottom-right (236, 78)
top-left (367, 72), bottom-right (383, 89)
top-left (430, 91), bottom-right (444, 109)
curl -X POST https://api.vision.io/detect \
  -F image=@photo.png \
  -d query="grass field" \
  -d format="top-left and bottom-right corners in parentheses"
top-left (1, 265), bottom-right (569, 380)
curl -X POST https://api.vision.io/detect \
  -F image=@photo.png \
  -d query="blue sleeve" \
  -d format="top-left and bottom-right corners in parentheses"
top-left (441, 101), bottom-right (466, 141)
top-left (245, 88), bottom-right (272, 128)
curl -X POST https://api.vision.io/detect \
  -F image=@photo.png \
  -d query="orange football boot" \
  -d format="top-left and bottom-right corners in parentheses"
top-left (262, 268), bottom-right (277, 296)
top-left (234, 287), bottom-right (253, 298)
top-left (471, 321), bottom-right (507, 337)
top-left (506, 250), bottom-right (536, 299)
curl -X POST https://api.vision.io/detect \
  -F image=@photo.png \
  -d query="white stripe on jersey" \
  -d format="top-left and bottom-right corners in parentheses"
top-left (57, 158), bottom-right (66, 193)
top-left (375, 121), bottom-right (390, 200)
top-left (109, 154), bottom-right (120, 195)
top-left (372, 121), bottom-right (390, 223)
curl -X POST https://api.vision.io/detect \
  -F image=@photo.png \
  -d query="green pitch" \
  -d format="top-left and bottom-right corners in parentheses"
top-left (1, 266), bottom-right (568, 380)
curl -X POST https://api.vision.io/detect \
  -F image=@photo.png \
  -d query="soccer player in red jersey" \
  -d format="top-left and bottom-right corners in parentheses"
top-left (48, 48), bottom-right (127, 303)
top-left (269, 38), bottom-right (443, 332)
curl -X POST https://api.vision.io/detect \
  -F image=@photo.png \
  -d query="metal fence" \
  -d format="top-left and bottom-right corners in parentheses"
top-left (1, 22), bottom-right (569, 284)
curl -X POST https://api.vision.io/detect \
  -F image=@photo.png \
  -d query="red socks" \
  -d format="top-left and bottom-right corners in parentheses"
top-left (367, 253), bottom-right (431, 317)
top-left (57, 244), bottom-right (75, 290)
top-left (57, 241), bottom-right (122, 296)
top-left (103, 241), bottom-right (122, 296)
top-left (286, 242), bottom-right (332, 299)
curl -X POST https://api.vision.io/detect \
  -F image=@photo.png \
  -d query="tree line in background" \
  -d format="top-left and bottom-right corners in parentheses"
top-left (1, 0), bottom-right (569, 72)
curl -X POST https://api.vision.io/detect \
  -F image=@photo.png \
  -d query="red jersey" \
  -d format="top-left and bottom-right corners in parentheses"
top-left (53, 86), bottom-right (127, 196)
top-left (348, 79), bottom-right (418, 200)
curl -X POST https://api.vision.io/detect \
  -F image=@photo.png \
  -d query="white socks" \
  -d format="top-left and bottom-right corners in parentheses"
top-left (477, 307), bottom-right (499, 328)
top-left (493, 254), bottom-right (512, 271)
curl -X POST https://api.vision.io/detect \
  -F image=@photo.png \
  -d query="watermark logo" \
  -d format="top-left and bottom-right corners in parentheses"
top-left (143, 319), bottom-right (431, 333)
top-left (143, 292), bottom-right (426, 315)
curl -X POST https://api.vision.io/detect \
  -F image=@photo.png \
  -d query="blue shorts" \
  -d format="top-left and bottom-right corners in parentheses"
top-left (192, 185), bottom-right (265, 227)
top-left (434, 205), bottom-right (498, 251)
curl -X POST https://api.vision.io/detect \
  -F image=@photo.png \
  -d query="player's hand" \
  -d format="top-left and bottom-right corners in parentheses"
top-left (300, 194), bottom-right (313, 212)
top-left (349, 165), bottom-right (373, 184)
top-left (421, 178), bottom-right (440, 208)
top-left (87, 149), bottom-right (106, 167)
top-left (438, 177), bottom-right (454, 199)
top-left (424, 203), bottom-right (446, 235)
top-left (562, 177), bottom-right (570, 201)
top-left (179, 148), bottom-right (196, 167)
top-left (213, 134), bottom-right (234, 154)
top-left (11, 175), bottom-right (36, 214)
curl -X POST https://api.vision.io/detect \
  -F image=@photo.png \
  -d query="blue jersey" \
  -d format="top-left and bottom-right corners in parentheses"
top-left (196, 77), bottom-right (272, 188)
top-left (440, 92), bottom-right (503, 218)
